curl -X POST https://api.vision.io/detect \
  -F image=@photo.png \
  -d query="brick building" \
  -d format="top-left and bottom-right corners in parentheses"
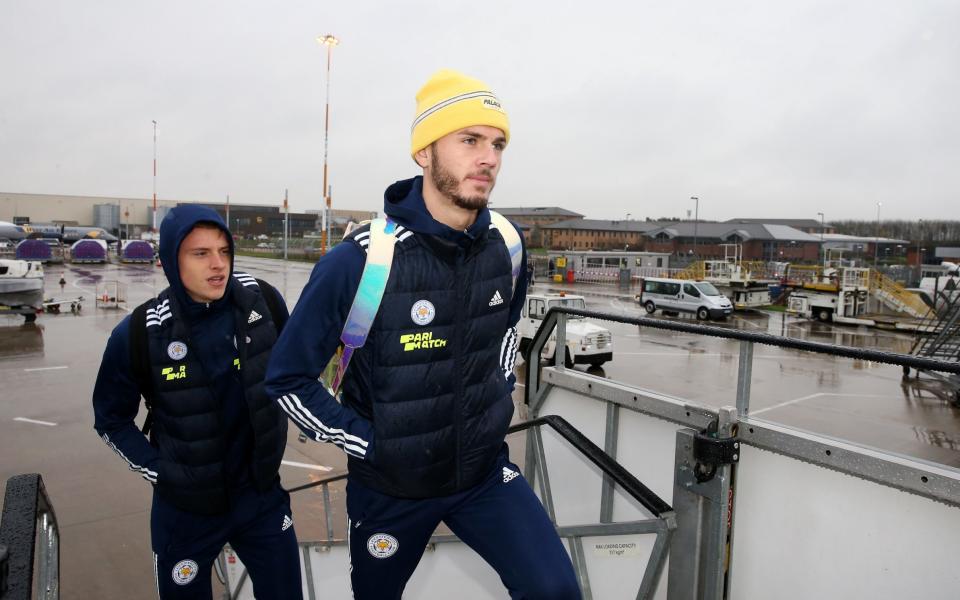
top-left (725, 218), bottom-right (836, 236)
top-left (643, 222), bottom-right (820, 262)
top-left (821, 233), bottom-right (911, 264)
top-left (542, 219), bottom-right (661, 251)
top-left (492, 207), bottom-right (584, 247)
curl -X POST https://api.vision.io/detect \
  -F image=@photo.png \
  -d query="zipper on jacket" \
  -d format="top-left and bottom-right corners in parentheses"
top-left (454, 248), bottom-right (466, 490)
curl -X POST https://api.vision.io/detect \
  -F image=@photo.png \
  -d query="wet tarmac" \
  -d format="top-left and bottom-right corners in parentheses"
top-left (1, 258), bottom-right (958, 598)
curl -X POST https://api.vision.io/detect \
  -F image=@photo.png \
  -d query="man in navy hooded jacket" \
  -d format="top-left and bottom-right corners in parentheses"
top-left (92, 205), bottom-right (302, 599)
top-left (266, 70), bottom-right (580, 598)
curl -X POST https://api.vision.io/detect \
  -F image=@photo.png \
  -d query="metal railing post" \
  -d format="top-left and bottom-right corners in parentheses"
top-left (0, 474), bottom-right (59, 600)
top-left (736, 341), bottom-right (754, 417)
top-left (600, 402), bottom-right (620, 523)
top-left (37, 511), bottom-right (58, 599)
top-left (668, 407), bottom-right (738, 600)
top-left (555, 313), bottom-right (567, 369)
top-left (322, 483), bottom-right (334, 542)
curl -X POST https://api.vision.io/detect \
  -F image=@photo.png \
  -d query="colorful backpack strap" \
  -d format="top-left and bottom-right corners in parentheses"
top-left (327, 211), bottom-right (520, 396)
top-left (328, 217), bottom-right (398, 394)
top-left (488, 210), bottom-right (523, 296)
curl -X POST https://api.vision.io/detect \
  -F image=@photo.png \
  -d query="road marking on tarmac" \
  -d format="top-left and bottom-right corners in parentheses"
top-left (614, 351), bottom-right (849, 362)
top-left (752, 392), bottom-right (903, 416)
top-left (13, 417), bottom-right (58, 427)
top-left (730, 315), bottom-right (763, 329)
top-left (616, 352), bottom-right (725, 357)
top-left (23, 366), bottom-right (69, 372)
top-left (71, 278), bottom-right (97, 295)
top-left (281, 460), bottom-right (333, 472)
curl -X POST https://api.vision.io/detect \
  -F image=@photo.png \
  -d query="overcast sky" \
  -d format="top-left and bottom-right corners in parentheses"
top-left (1, 1), bottom-right (957, 222)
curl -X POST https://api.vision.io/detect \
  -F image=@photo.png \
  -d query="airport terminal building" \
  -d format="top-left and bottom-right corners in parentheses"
top-left (0, 191), bottom-right (178, 234)
top-left (0, 191), bottom-right (366, 239)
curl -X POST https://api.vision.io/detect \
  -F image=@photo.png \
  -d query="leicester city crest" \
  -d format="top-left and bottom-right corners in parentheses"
top-left (367, 533), bottom-right (399, 559)
top-left (172, 559), bottom-right (198, 585)
top-left (167, 341), bottom-right (188, 361)
top-left (410, 299), bottom-right (435, 326)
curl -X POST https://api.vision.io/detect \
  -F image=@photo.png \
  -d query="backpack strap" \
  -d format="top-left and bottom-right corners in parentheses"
top-left (129, 302), bottom-right (156, 435)
top-left (326, 217), bottom-right (399, 395)
top-left (132, 280), bottom-right (282, 435)
top-left (325, 212), bottom-right (519, 396)
top-left (488, 210), bottom-right (523, 297)
top-left (255, 278), bottom-right (286, 334)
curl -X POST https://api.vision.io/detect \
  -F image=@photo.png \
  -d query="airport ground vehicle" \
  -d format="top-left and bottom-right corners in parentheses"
top-left (787, 288), bottom-right (869, 323)
top-left (0, 259), bottom-right (44, 322)
top-left (635, 277), bottom-right (733, 320)
top-left (517, 292), bottom-right (612, 366)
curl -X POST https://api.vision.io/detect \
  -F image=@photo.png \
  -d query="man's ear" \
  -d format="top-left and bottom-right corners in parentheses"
top-left (414, 146), bottom-right (430, 169)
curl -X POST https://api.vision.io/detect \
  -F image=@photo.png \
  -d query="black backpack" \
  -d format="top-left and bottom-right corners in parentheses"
top-left (129, 278), bottom-right (286, 435)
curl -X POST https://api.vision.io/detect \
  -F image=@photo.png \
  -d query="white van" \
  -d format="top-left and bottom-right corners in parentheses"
top-left (518, 292), bottom-right (613, 367)
top-left (635, 278), bottom-right (733, 320)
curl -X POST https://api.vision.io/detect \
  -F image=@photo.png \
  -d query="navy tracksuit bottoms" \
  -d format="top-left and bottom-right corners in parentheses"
top-left (346, 450), bottom-right (582, 599)
top-left (150, 483), bottom-right (302, 599)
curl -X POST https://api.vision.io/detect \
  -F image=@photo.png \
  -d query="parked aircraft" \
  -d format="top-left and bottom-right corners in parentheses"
top-left (0, 221), bottom-right (28, 242)
top-left (18, 224), bottom-right (118, 244)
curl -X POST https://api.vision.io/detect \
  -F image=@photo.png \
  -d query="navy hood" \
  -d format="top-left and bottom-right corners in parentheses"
top-left (158, 205), bottom-right (235, 311)
top-left (383, 176), bottom-right (491, 242)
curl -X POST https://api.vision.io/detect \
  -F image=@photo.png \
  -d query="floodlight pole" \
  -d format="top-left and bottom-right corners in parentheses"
top-left (152, 120), bottom-right (158, 231)
top-left (874, 202), bottom-right (882, 267)
top-left (317, 34), bottom-right (339, 255)
top-left (817, 211), bottom-right (825, 265)
top-left (691, 196), bottom-right (699, 259)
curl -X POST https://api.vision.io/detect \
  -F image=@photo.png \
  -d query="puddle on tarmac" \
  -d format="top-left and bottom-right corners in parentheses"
top-left (0, 322), bottom-right (45, 359)
top-left (913, 427), bottom-right (960, 451)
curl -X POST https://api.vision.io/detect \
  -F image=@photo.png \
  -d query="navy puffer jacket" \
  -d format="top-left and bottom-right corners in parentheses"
top-left (266, 176), bottom-right (527, 497)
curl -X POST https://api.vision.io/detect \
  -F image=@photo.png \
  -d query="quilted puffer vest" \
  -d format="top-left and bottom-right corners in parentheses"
top-left (342, 225), bottom-right (515, 498)
top-left (143, 281), bottom-right (287, 514)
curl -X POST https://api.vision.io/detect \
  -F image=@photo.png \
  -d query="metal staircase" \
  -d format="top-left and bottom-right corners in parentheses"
top-left (910, 290), bottom-right (960, 403)
top-left (676, 261), bottom-right (704, 280)
top-left (871, 270), bottom-right (932, 319)
top-left (700, 244), bottom-right (768, 284)
top-left (911, 293), bottom-right (960, 363)
top-left (219, 415), bottom-right (676, 599)
top-left (702, 260), bottom-right (768, 283)
top-left (784, 264), bottom-right (828, 289)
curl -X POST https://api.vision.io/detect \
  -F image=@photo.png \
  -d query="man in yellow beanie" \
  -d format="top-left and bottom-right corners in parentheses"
top-left (266, 69), bottom-right (581, 598)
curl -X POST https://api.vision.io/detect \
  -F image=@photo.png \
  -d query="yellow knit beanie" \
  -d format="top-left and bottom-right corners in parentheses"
top-left (410, 69), bottom-right (510, 157)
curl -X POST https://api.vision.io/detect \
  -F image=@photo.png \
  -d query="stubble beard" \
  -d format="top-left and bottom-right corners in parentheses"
top-left (430, 147), bottom-right (493, 211)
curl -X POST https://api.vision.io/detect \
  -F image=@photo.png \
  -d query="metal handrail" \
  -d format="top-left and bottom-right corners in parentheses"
top-left (509, 415), bottom-right (673, 517)
top-left (222, 471), bottom-right (350, 598)
top-left (915, 305), bottom-right (960, 364)
top-left (515, 379), bottom-right (677, 598)
top-left (286, 471), bottom-right (348, 494)
top-left (676, 261), bottom-right (704, 280)
top-left (910, 289), bottom-right (952, 353)
top-left (0, 474), bottom-right (59, 600)
top-left (525, 306), bottom-right (960, 378)
top-left (268, 418), bottom-right (675, 600)
top-left (870, 270), bottom-right (932, 318)
top-left (522, 303), bottom-right (960, 598)
top-left (286, 471), bottom-right (348, 547)
top-left (283, 418), bottom-right (675, 519)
